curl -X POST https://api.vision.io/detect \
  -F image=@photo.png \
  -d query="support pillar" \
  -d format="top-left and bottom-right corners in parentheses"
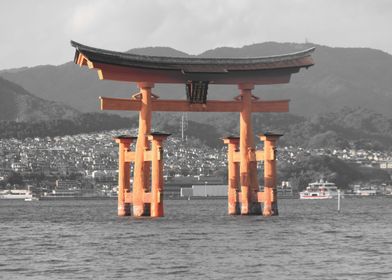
top-left (238, 83), bottom-right (260, 215)
top-left (259, 133), bottom-right (282, 216)
top-left (114, 136), bottom-right (134, 216)
top-left (133, 82), bottom-right (154, 217)
top-left (223, 137), bottom-right (240, 215)
top-left (148, 133), bottom-right (170, 217)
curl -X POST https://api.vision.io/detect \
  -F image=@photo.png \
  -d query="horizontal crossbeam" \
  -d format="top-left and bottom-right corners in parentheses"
top-left (257, 191), bottom-right (276, 203)
top-left (100, 97), bottom-right (289, 112)
top-left (124, 150), bottom-right (162, 163)
top-left (233, 150), bottom-right (265, 162)
top-left (124, 191), bottom-right (153, 204)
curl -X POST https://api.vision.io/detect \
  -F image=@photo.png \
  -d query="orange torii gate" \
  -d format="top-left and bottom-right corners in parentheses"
top-left (71, 41), bottom-right (314, 217)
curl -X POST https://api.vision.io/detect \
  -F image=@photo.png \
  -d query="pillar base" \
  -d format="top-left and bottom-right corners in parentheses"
top-left (240, 202), bottom-right (262, 215)
top-left (262, 202), bottom-right (278, 216)
top-left (228, 202), bottom-right (240, 215)
top-left (133, 204), bottom-right (144, 217)
top-left (118, 203), bottom-right (131, 216)
top-left (133, 203), bottom-right (151, 217)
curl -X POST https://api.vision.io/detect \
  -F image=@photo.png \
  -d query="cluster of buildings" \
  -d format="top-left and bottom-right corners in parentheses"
top-left (0, 129), bottom-right (227, 196)
top-left (0, 129), bottom-right (391, 197)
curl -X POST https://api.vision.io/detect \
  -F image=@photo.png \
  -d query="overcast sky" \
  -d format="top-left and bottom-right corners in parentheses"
top-left (1, 0), bottom-right (391, 70)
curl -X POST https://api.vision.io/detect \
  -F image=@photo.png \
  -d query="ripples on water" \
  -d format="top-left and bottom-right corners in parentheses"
top-left (1, 198), bottom-right (391, 279)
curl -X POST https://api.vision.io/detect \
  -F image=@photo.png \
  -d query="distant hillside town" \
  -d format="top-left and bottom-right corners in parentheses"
top-left (1, 129), bottom-right (391, 198)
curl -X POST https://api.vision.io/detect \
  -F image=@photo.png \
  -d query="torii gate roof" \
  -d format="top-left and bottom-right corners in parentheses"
top-left (71, 41), bottom-right (314, 85)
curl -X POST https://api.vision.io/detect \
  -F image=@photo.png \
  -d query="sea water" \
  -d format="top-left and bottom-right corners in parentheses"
top-left (1, 198), bottom-right (391, 279)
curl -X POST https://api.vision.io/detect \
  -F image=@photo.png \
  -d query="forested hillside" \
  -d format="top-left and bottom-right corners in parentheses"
top-left (0, 113), bottom-right (136, 139)
top-left (1, 107), bottom-right (391, 151)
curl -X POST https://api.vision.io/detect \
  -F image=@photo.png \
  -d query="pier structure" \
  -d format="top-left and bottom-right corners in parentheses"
top-left (71, 41), bottom-right (314, 217)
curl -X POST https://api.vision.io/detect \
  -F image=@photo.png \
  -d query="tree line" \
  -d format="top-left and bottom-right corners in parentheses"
top-left (0, 113), bottom-right (137, 139)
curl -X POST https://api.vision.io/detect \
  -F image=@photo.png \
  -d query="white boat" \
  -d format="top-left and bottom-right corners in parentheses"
top-left (356, 189), bottom-right (377, 196)
top-left (24, 197), bottom-right (40, 201)
top-left (43, 189), bottom-right (81, 198)
top-left (299, 180), bottom-right (342, 199)
top-left (0, 189), bottom-right (33, 200)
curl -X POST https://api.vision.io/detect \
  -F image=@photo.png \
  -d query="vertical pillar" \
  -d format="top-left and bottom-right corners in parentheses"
top-left (249, 147), bottom-right (262, 214)
top-left (149, 133), bottom-right (170, 217)
top-left (133, 82), bottom-right (154, 217)
top-left (238, 83), bottom-right (260, 215)
top-left (114, 136), bottom-right (133, 216)
top-left (223, 137), bottom-right (240, 215)
top-left (259, 133), bottom-right (282, 216)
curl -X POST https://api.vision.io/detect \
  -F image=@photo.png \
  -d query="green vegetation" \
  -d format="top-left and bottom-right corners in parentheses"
top-left (0, 113), bottom-right (136, 139)
top-left (1, 107), bottom-right (391, 152)
top-left (211, 107), bottom-right (392, 151)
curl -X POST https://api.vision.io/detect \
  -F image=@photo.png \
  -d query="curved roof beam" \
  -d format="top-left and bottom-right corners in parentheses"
top-left (71, 41), bottom-right (315, 85)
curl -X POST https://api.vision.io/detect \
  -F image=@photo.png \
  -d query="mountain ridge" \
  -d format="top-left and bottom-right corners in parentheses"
top-left (0, 76), bottom-right (79, 122)
top-left (1, 42), bottom-right (392, 118)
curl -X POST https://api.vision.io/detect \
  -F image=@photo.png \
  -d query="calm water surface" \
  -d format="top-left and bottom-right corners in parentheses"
top-left (1, 198), bottom-right (391, 280)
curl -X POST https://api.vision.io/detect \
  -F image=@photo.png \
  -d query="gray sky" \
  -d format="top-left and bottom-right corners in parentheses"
top-left (1, 0), bottom-right (391, 70)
